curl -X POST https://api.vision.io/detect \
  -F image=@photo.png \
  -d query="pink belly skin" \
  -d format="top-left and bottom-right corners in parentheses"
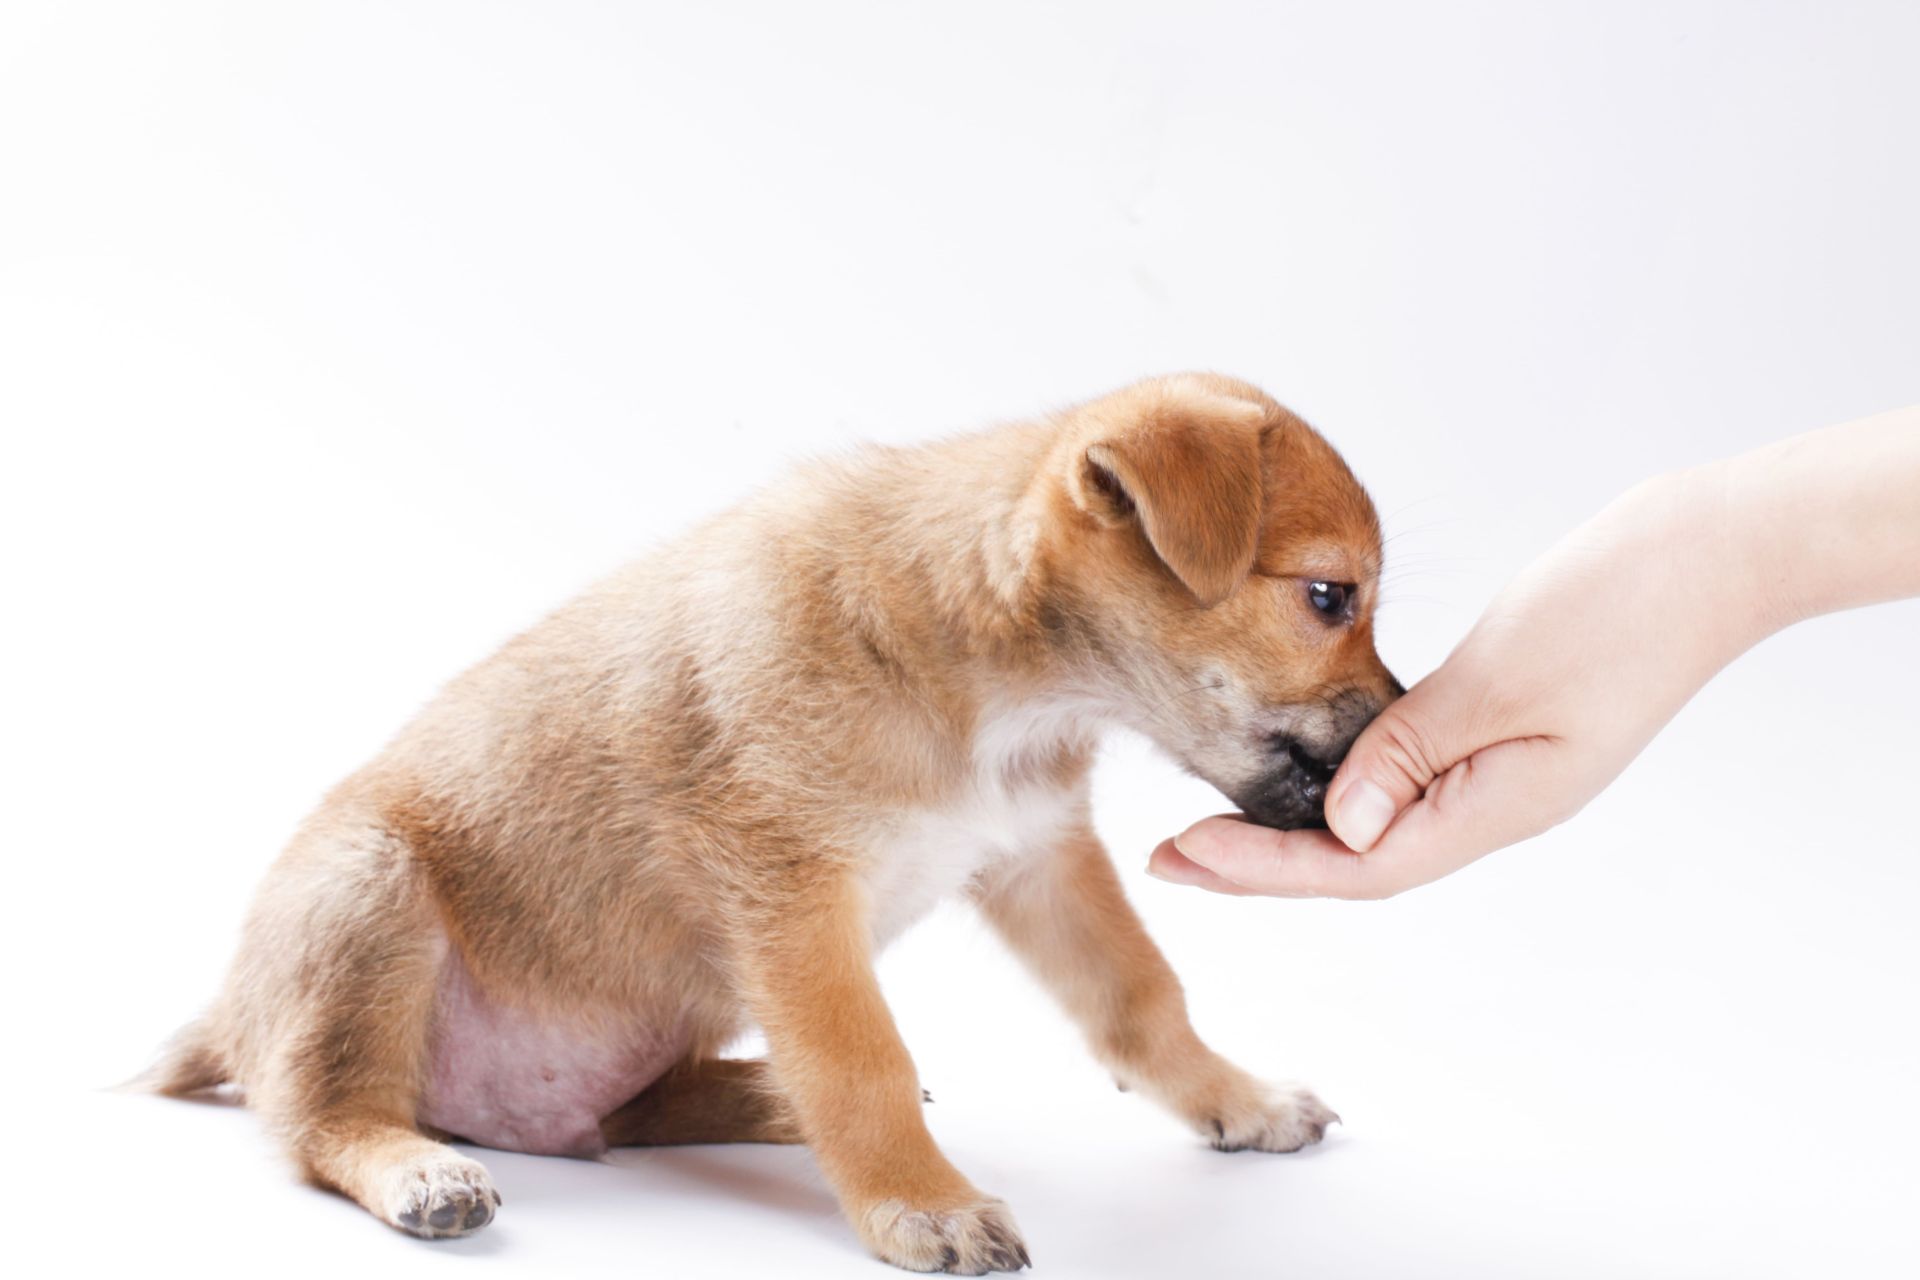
top-left (418, 950), bottom-right (689, 1157)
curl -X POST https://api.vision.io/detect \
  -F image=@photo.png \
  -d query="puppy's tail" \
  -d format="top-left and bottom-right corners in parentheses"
top-left (119, 1014), bottom-right (233, 1098)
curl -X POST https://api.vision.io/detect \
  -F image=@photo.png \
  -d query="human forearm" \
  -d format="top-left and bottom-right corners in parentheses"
top-left (1720, 405), bottom-right (1920, 630)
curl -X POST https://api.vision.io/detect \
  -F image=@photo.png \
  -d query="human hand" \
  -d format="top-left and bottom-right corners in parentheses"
top-left (1148, 466), bottom-right (1773, 898)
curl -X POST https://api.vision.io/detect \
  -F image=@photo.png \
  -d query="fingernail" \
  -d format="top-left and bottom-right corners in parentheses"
top-left (1332, 779), bottom-right (1395, 852)
top-left (1148, 845), bottom-right (1201, 885)
top-left (1172, 825), bottom-right (1212, 860)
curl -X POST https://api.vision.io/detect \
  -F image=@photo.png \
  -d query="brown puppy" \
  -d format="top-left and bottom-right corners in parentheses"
top-left (145, 373), bottom-right (1398, 1273)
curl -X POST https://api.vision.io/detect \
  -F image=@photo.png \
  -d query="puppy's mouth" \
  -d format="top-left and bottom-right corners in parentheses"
top-left (1227, 741), bottom-right (1340, 831)
top-left (1232, 791), bottom-right (1329, 832)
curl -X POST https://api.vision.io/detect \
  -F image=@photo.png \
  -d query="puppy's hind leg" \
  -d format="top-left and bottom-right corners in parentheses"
top-left (239, 822), bottom-right (499, 1238)
top-left (601, 1057), bottom-right (804, 1147)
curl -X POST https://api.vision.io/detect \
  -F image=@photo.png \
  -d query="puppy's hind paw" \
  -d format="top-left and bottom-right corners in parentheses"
top-left (1208, 1083), bottom-right (1340, 1154)
top-left (860, 1196), bottom-right (1030, 1274)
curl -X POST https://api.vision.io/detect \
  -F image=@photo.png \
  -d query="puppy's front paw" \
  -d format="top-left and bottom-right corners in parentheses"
top-left (859, 1196), bottom-right (1030, 1274)
top-left (377, 1150), bottom-right (501, 1238)
top-left (1204, 1082), bottom-right (1340, 1154)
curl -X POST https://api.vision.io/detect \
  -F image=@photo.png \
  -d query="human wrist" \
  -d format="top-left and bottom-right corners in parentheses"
top-left (1666, 458), bottom-right (1802, 658)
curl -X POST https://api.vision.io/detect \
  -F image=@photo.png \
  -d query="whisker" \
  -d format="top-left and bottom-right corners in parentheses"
top-left (1139, 679), bottom-right (1224, 720)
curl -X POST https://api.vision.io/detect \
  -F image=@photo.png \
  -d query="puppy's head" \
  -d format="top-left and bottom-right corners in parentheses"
top-left (1042, 373), bottom-right (1401, 829)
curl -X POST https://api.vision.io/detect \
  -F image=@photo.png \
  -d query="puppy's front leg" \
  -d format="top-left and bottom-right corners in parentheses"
top-left (973, 825), bottom-right (1337, 1153)
top-left (735, 877), bottom-right (1029, 1275)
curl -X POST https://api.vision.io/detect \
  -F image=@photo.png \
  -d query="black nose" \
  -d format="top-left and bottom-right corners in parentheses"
top-left (1283, 740), bottom-right (1340, 796)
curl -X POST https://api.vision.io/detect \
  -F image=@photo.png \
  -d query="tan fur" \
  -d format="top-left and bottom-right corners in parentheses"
top-left (152, 373), bottom-right (1397, 1273)
top-left (600, 1057), bottom-right (803, 1146)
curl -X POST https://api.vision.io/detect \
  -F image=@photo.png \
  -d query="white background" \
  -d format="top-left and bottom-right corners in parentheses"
top-left (4, 3), bottom-right (1917, 1277)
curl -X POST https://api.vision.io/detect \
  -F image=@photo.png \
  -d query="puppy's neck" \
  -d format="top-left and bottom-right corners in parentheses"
top-left (785, 416), bottom-right (1122, 784)
top-left (820, 422), bottom-right (1067, 671)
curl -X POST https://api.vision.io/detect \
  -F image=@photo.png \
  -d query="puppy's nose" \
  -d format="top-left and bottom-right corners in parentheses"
top-left (1281, 739), bottom-right (1340, 806)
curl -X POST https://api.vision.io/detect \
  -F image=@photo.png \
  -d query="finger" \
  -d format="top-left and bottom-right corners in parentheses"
top-left (1145, 839), bottom-right (1266, 895)
top-left (1168, 819), bottom-right (1379, 898)
top-left (1314, 736), bottom-right (1576, 896)
top-left (1349, 734), bottom-right (1580, 881)
top-left (1324, 673), bottom-right (1477, 853)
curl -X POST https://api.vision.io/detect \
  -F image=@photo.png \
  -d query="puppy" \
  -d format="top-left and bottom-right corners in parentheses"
top-left (145, 373), bottom-right (1399, 1272)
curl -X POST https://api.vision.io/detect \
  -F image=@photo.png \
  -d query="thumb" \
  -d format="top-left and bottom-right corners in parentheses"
top-left (1324, 673), bottom-right (1473, 853)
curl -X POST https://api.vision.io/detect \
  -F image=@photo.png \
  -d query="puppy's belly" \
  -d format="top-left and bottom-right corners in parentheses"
top-left (418, 948), bottom-right (688, 1157)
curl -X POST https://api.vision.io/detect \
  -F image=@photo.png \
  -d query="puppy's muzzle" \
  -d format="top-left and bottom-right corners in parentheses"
top-left (1234, 681), bottom-right (1400, 830)
top-left (1234, 737), bottom-right (1343, 830)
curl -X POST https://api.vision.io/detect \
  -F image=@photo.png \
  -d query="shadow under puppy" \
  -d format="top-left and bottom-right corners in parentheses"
top-left (145, 373), bottom-right (1400, 1273)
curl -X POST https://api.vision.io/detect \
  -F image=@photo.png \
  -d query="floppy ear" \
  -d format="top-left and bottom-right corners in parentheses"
top-left (1072, 403), bottom-right (1265, 606)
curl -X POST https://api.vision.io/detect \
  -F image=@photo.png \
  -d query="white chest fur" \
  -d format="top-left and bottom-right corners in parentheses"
top-left (861, 698), bottom-right (1099, 948)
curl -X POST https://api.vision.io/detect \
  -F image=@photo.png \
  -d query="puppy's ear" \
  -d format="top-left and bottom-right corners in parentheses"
top-left (1072, 399), bottom-right (1265, 606)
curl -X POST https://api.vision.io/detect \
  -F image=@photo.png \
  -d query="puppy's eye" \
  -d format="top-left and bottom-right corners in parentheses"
top-left (1306, 581), bottom-right (1354, 619)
